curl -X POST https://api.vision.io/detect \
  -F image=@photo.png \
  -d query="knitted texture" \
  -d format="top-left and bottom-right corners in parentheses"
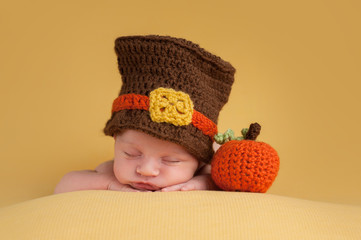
top-left (149, 88), bottom-right (194, 126)
top-left (112, 94), bottom-right (149, 112)
top-left (104, 35), bottom-right (236, 163)
top-left (111, 93), bottom-right (218, 139)
top-left (211, 140), bottom-right (280, 192)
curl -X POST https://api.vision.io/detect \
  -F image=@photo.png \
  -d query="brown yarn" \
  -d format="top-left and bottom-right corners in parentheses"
top-left (245, 123), bottom-right (261, 141)
top-left (104, 35), bottom-right (236, 163)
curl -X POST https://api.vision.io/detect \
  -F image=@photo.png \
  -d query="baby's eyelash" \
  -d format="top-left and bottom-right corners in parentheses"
top-left (162, 159), bottom-right (181, 164)
top-left (124, 152), bottom-right (141, 157)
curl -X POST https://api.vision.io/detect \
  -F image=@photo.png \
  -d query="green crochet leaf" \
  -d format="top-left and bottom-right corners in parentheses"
top-left (241, 128), bottom-right (249, 139)
top-left (214, 129), bottom-right (243, 145)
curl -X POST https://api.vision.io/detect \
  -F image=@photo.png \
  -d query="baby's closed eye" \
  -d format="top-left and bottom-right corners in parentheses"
top-left (161, 157), bottom-right (182, 165)
top-left (123, 150), bottom-right (142, 158)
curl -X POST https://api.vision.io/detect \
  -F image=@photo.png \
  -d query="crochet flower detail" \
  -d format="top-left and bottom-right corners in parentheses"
top-left (149, 88), bottom-right (194, 126)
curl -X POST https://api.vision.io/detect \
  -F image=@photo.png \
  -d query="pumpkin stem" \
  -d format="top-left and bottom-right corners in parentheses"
top-left (245, 123), bottom-right (261, 140)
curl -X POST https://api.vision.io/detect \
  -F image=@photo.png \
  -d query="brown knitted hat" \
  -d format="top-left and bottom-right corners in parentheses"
top-left (104, 35), bottom-right (236, 163)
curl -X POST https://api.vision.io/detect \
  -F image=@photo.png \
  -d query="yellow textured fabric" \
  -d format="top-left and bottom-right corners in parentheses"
top-left (1, 191), bottom-right (361, 240)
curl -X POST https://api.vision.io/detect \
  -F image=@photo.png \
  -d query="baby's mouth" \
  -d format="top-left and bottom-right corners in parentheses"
top-left (131, 182), bottom-right (160, 191)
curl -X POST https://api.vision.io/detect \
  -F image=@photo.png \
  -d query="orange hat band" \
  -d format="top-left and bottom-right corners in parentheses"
top-left (111, 93), bottom-right (218, 140)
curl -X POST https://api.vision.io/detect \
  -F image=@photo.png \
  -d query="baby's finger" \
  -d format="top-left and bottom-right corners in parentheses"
top-left (123, 185), bottom-right (152, 192)
top-left (122, 186), bottom-right (141, 192)
top-left (161, 183), bottom-right (185, 192)
top-left (109, 182), bottom-right (142, 192)
top-left (181, 183), bottom-right (196, 191)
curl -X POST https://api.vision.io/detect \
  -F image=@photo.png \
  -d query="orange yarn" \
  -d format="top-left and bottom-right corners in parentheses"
top-left (211, 140), bottom-right (280, 193)
top-left (192, 110), bottom-right (217, 140)
top-left (111, 93), bottom-right (217, 139)
top-left (112, 94), bottom-right (149, 113)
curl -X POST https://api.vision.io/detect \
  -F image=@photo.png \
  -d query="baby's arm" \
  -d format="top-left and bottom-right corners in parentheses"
top-left (54, 160), bottom-right (140, 194)
top-left (160, 164), bottom-right (219, 192)
top-left (54, 161), bottom-right (113, 194)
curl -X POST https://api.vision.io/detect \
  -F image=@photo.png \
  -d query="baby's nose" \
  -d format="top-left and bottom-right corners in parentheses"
top-left (136, 160), bottom-right (160, 177)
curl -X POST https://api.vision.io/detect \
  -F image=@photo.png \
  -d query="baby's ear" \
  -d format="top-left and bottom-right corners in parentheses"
top-left (212, 142), bottom-right (221, 151)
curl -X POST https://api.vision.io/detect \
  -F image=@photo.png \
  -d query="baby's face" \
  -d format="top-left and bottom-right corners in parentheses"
top-left (113, 129), bottom-right (199, 191)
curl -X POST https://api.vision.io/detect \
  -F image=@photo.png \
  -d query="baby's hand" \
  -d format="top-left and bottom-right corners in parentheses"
top-left (160, 174), bottom-right (218, 192)
top-left (108, 181), bottom-right (150, 192)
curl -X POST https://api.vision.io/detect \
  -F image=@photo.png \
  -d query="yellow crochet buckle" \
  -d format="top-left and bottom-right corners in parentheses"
top-left (149, 88), bottom-right (194, 126)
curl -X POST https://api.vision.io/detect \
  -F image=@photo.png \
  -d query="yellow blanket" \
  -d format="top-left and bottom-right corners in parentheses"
top-left (1, 191), bottom-right (360, 239)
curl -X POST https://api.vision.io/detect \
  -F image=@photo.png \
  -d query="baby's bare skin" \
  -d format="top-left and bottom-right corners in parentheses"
top-left (54, 130), bottom-right (217, 194)
top-left (54, 160), bottom-right (215, 193)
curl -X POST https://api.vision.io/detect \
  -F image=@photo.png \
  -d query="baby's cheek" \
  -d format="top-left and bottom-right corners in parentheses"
top-left (164, 166), bottom-right (196, 184)
top-left (113, 159), bottom-right (133, 183)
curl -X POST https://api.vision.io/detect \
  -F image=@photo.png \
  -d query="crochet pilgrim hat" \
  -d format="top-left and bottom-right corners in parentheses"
top-left (103, 35), bottom-right (236, 163)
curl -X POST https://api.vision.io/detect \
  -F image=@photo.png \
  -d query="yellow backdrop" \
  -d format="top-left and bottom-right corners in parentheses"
top-left (1, 0), bottom-right (360, 207)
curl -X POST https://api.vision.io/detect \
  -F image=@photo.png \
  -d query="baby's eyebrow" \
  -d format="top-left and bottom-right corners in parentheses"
top-left (117, 140), bottom-right (140, 148)
top-left (166, 148), bottom-right (194, 158)
top-left (168, 149), bottom-right (187, 155)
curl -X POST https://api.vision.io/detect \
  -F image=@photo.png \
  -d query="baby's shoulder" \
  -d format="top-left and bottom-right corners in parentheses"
top-left (95, 160), bottom-right (114, 173)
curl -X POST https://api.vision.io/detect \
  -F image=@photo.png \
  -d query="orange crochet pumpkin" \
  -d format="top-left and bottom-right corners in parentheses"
top-left (211, 123), bottom-right (279, 192)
